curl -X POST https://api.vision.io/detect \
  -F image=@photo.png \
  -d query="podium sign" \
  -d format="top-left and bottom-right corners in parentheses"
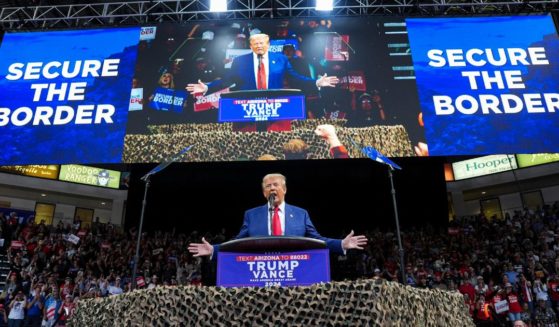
top-left (218, 95), bottom-right (305, 123)
top-left (217, 249), bottom-right (330, 287)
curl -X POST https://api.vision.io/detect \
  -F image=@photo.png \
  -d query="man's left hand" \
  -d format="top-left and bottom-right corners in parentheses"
top-left (317, 73), bottom-right (339, 88)
top-left (341, 230), bottom-right (368, 250)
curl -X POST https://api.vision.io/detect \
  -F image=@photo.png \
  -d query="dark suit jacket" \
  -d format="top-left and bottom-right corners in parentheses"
top-left (213, 203), bottom-right (343, 255)
top-left (206, 52), bottom-right (315, 93)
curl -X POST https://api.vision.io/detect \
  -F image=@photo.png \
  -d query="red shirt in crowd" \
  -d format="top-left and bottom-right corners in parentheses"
top-left (475, 301), bottom-right (492, 321)
top-left (548, 280), bottom-right (559, 301)
top-left (506, 293), bottom-right (522, 313)
top-left (459, 282), bottom-right (476, 304)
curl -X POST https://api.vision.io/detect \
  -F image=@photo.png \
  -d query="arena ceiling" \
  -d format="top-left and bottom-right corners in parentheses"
top-left (0, 0), bottom-right (557, 30)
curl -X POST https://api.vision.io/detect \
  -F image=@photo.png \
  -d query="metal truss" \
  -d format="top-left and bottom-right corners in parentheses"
top-left (1, 0), bottom-right (558, 30)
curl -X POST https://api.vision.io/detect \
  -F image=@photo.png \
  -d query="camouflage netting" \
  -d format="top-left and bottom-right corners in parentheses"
top-left (69, 279), bottom-right (474, 326)
top-left (123, 119), bottom-right (414, 163)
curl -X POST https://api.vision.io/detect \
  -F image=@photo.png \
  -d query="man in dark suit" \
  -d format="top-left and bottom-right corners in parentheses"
top-left (188, 173), bottom-right (367, 257)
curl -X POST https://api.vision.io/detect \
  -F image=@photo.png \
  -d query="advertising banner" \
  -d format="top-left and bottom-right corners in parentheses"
top-left (217, 250), bottom-right (330, 287)
top-left (516, 153), bottom-right (559, 168)
top-left (0, 165), bottom-right (59, 179)
top-left (59, 164), bottom-right (121, 189)
top-left (452, 155), bottom-right (517, 180)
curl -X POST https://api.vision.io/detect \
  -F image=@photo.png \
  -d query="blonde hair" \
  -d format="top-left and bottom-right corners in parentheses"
top-left (249, 33), bottom-right (270, 44)
top-left (283, 138), bottom-right (309, 159)
top-left (158, 72), bottom-right (175, 89)
top-left (262, 173), bottom-right (286, 190)
top-left (257, 154), bottom-right (278, 161)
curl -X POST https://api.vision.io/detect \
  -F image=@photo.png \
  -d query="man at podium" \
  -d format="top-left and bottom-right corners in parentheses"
top-left (186, 34), bottom-right (339, 132)
top-left (188, 173), bottom-right (367, 257)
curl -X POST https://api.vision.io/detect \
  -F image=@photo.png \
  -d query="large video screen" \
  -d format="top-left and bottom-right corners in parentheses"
top-left (125, 18), bottom-right (424, 163)
top-left (0, 15), bottom-right (558, 165)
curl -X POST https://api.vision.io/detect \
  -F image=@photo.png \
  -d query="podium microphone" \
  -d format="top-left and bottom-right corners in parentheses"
top-left (268, 193), bottom-right (276, 209)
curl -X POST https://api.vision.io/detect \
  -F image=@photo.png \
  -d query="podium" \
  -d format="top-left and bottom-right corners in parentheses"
top-left (216, 236), bottom-right (331, 287)
top-left (218, 89), bottom-right (306, 123)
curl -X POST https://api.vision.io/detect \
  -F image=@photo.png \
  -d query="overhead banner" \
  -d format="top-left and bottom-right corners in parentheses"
top-left (0, 27), bottom-right (140, 165)
top-left (0, 16), bottom-right (559, 165)
top-left (407, 15), bottom-right (559, 155)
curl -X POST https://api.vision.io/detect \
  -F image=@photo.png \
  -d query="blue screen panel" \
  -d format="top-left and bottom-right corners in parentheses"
top-left (407, 15), bottom-right (559, 155)
top-left (0, 27), bottom-right (140, 165)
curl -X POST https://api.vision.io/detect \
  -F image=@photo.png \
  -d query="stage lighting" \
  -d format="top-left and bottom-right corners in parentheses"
top-left (210, 0), bottom-right (227, 12)
top-left (316, 0), bottom-right (334, 11)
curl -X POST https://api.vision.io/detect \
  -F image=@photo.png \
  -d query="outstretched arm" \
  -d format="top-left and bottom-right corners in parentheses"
top-left (341, 230), bottom-right (368, 251)
top-left (188, 237), bottom-right (213, 257)
top-left (314, 124), bottom-right (349, 159)
top-left (186, 80), bottom-right (209, 95)
top-left (316, 73), bottom-right (339, 88)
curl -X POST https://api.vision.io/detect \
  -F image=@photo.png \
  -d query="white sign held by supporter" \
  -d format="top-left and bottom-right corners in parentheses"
top-left (10, 240), bottom-right (24, 249)
top-left (63, 234), bottom-right (80, 245)
top-left (494, 300), bottom-right (509, 314)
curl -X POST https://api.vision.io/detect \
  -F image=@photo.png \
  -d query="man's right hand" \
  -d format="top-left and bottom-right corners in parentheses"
top-left (186, 80), bottom-right (208, 95)
top-left (187, 237), bottom-right (213, 257)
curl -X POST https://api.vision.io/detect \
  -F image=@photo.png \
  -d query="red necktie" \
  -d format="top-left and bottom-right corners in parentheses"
top-left (272, 206), bottom-right (282, 236)
top-left (257, 58), bottom-right (267, 90)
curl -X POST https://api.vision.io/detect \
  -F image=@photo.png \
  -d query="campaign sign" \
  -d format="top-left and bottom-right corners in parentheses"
top-left (339, 71), bottom-right (367, 92)
top-left (407, 15), bottom-right (559, 155)
top-left (494, 300), bottom-right (509, 314)
top-left (217, 249), bottom-right (330, 287)
top-left (193, 87), bottom-right (230, 112)
top-left (149, 87), bottom-right (186, 113)
top-left (10, 240), bottom-right (24, 249)
top-left (218, 95), bottom-right (305, 122)
top-left (129, 88), bottom-right (143, 111)
top-left (0, 27), bottom-right (140, 165)
top-left (269, 39), bottom-right (300, 54)
top-left (325, 34), bottom-right (350, 61)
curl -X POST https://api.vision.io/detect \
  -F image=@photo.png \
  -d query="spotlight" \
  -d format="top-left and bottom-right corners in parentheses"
top-left (210, 0), bottom-right (227, 12)
top-left (316, 0), bottom-right (333, 11)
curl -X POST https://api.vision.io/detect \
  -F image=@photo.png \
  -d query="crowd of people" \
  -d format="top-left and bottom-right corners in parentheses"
top-left (1, 202), bottom-right (558, 326)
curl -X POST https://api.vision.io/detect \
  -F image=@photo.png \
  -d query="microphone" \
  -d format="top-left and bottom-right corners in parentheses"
top-left (268, 193), bottom-right (275, 209)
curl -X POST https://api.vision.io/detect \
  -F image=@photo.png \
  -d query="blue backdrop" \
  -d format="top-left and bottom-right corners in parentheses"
top-left (407, 15), bottom-right (559, 155)
top-left (0, 27), bottom-right (140, 165)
